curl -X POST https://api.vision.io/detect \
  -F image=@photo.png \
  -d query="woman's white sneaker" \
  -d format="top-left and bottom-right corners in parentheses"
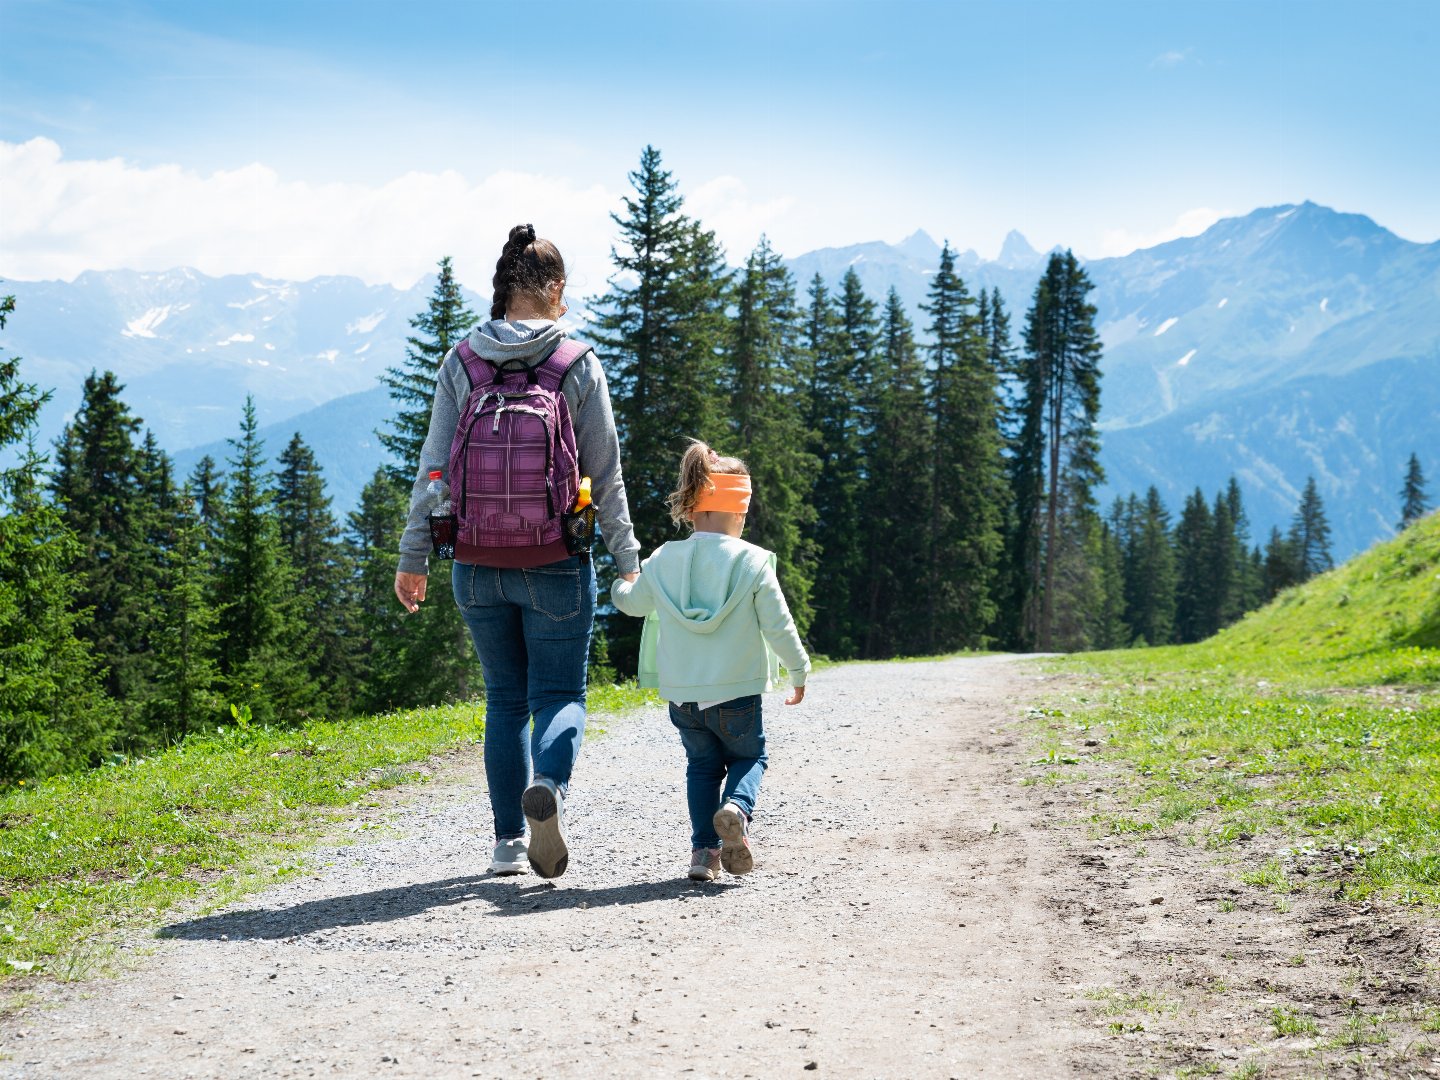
top-left (489, 838), bottom-right (529, 875)
top-left (522, 777), bottom-right (569, 879)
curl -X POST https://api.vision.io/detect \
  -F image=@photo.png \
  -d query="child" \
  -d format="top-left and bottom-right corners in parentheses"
top-left (611, 441), bottom-right (810, 881)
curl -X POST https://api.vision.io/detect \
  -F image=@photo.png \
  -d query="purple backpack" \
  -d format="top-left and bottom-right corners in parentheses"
top-left (448, 337), bottom-right (589, 551)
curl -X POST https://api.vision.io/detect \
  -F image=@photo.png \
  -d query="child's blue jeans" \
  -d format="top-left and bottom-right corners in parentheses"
top-left (668, 695), bottom-right (768, 850)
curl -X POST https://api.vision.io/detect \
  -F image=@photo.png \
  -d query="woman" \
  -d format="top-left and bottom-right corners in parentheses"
top-left (394, 224), bottom-right (640, 879)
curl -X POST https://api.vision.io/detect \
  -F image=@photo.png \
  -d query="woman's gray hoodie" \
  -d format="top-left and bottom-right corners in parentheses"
top-left (397, 319), bottom-right (640, 576)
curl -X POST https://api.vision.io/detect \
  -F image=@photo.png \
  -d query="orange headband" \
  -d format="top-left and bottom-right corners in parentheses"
top-left (693, 473), bottom-right (752, 514)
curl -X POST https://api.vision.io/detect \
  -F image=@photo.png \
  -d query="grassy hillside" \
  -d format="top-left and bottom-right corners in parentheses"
top-left (1050, 513), bottom-right (1440, 905)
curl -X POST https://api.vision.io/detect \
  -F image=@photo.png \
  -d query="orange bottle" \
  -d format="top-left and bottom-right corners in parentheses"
top-left (574, 476), bottom-right (592, 511)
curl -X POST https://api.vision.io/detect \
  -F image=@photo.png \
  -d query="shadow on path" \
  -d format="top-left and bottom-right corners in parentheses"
top-left (158, 874), bottom-right (738, 941)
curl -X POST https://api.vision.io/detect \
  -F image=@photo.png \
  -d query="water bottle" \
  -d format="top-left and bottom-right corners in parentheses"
top-left (426, 469), bottom-right (455, 559)
top-left (426, 470), bottom-right (451, 516)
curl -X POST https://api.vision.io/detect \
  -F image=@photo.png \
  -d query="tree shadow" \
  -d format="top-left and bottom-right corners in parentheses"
top-left (157, 873), bottom-right (739, 942)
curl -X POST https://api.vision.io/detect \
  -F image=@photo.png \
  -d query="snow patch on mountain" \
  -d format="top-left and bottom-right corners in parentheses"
top-left (1154, 317), bottom-right (1178, 337)
top-left (216, 333), bottom-right (255, 346)
top-left (1217, 297), bottom-right (1228, 308)
top-left (317, 349), bottom-right (339, 364)
top-left (122, 306), bottom-right (173, 338)
top-left (1320, 297), bottom-right (1329, 312)
top-left (228, 296), bottom-right (267, 311)
top-left (1176, 349), bottom-right (1197, 367)
top-left (346, 311), bottom-right (386, 335)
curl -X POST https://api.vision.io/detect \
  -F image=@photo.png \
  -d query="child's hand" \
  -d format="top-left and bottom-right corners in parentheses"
top-left (785, 685), bottom-right (805, 705)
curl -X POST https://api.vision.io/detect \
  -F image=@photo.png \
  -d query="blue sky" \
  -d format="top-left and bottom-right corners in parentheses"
top-left (2, 0), bottom-right (1436, 289)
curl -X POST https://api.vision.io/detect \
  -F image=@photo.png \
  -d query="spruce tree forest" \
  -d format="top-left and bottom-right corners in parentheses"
top-left (1, 148), bottom-right (1429, 783)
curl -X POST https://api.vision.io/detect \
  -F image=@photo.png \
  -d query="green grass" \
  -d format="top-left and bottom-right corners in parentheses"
top-left (0, 681), bottom-right (659, 983)
top-left (1270, 1007), bottom-right (1320, 1037)
top-left (1084, 986), bottom-right (1179, 1017)
top-left (1051, 514), bottom-right (1440, 905)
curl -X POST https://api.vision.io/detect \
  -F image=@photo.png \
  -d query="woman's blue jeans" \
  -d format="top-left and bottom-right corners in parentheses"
top-left (668, 695), bottom-right (767, 850)
top-left (452, 556), bottom-right (595, 840)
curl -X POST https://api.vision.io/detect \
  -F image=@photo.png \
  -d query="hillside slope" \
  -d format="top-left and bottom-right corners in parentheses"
top-left (1203, 510), bottom-right (1440, 682)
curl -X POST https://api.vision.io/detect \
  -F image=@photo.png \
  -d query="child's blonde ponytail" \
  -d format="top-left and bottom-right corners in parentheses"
top-left (666, 439), bottom-right (748, 527)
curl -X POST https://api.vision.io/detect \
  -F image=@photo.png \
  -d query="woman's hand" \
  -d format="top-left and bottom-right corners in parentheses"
top-left (395, 571), bottom-right (428, 613)
top-left (785, 685), bottom-right (806, 706)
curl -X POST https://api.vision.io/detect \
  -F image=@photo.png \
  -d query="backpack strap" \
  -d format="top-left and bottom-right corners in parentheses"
top-left (454, 337), bottom-right (499, 388)
top-left (455, 336), bottom-right (592, 390)
top-left (531, 338), bottom-right (593, 392)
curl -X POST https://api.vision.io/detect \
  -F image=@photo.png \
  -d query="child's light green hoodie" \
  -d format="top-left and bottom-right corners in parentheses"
top-left (610, 532), bottom-right (810, 703)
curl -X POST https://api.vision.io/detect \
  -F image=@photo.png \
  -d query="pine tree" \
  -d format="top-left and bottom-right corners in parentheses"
top-left (1018, 251), bottom-right (1105, 650)
top-left (1288, 477), bottom-right (1333, 581)
top-left (0, 296), bottom-right (115, 778)
top-left (921, 244), bottom-right (1006, 651)
top-left (345, 469), bottom-right (413, 712)
top-left (213, 398), bottom-right (320, 726)
top-left (187, 454), bottom-right (225, 530)
top-left (378, 256), bottom-right (477, 486)
top-left (146, 490), bottom-right (222, 741)
top-left (49, 370), bottom-right (153, 721)
top-left (983, 287), bottom-right (1025, 647)
top-left (276, 433), bottom-right (359, 713)
top-left (345, 468), bottom-right (483, 711)
top-left (726, 236), bottom-right (819, 633)
top-left (805, 269), bottom-right (873, 657)
top-left (1173, 488), bottom-right (1214, 643)
top-left (861, 289), bottom-right (933, 658)
top-left (1224, 477), bottom-right (1263, 615)
top-left (1091, 520), bottom-right (1129, 650)
top-left (593, 146), bottom-right (730, 670)
top-left (1261, 525), bottom-right (1300, 600)
top-left (1400, 453), bottom-right (1429, 528)
top-left (1125, 488), bottom-right (1177, 646)
top-left (1206, 490), bottom-right (1240, 633)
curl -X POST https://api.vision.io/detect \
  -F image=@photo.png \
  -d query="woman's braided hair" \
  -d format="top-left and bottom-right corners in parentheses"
top-left (491, 224), bottom-right (566, 320)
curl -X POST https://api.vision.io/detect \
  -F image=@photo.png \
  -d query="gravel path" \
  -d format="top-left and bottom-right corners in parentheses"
top-left (8, 656), bottom-right (1103, 1078)
top-left (8, 655), bottom-right (1434, 1078)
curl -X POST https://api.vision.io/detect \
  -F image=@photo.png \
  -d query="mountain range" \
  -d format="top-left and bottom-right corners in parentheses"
top-left (2, 201), bottom-right (1435, 558)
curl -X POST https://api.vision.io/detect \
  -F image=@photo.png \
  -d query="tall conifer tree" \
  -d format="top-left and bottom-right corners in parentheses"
top-left (276, 433), bottom-right (358, 712)
top-left (1261, 525), bottom-right (1300, 601)
top-left (921, 245), bottom-right (1006, 650)
top-left (1289, 477), bottom-right (1333, 581)
top-left (0, 297), bottom-right (115, 778)
top-left (1125, 488), bottom-right (1177, 646)
top-left (862, 289), bottom-right (933, 658)
top-left (378, 256), bottom-right (477, 486)
top-left (726, 236), bottom-right (818, 633)
top-left (213, 399), bottom-right (319, 725)
top-left (1173, 488), bottom-right (1214, 643)
top-left (49, 370), bottom-right (153, 715)
top-left (805, 269), bottom-right (873, 656)
top-left (1400, 453), bottom-right (1429, 528)
top-left (146, 491), bottom-right (222, 740)
top-left (1017, 252), bottom-right (1105, 650)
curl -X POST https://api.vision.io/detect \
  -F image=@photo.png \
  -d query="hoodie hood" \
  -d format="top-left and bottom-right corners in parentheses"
top-left (468, 318), bottom-right (568, 367)
top-left (642, 534), bottom-right (768, 636)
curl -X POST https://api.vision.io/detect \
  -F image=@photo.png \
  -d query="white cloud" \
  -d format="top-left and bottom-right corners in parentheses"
top-left (1150, 49), bottom-right (1193, 69)
top-left (0, 138), bottom-right (623, 293)
top-left (1096, 206), bottom-right (1230, 258)
top-left (686, 175), bottom-right (797, 259)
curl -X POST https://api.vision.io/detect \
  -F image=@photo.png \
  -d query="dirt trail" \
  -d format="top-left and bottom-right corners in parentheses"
top-left (4, 656), bottom-right (1437, 1078)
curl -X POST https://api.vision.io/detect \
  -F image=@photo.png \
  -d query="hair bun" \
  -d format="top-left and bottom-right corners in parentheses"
top-left (525, 223), bottom-right (536, 242)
